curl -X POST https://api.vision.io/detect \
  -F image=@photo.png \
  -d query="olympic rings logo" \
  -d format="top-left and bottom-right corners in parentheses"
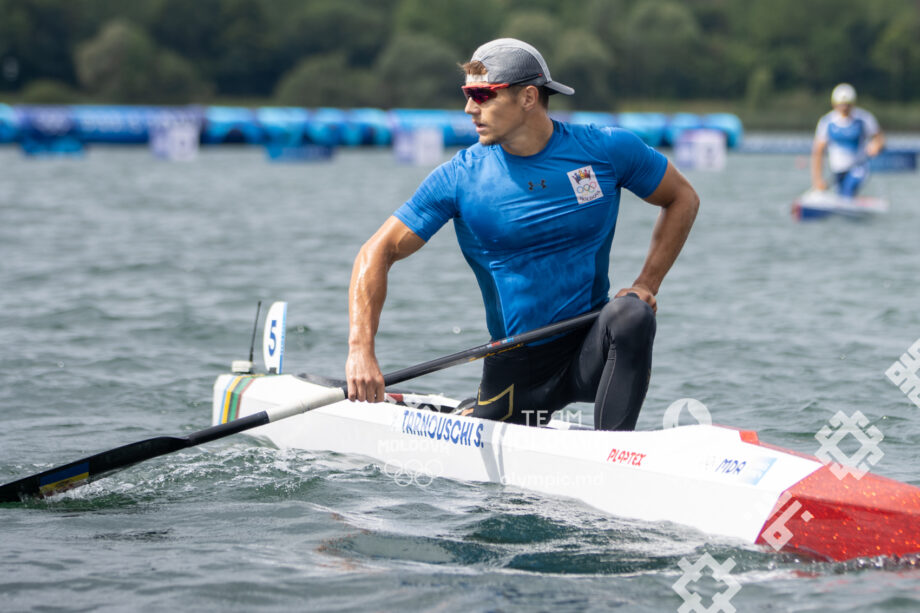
top-left (383, 459), bottom-right (443, 487)
top-left (576, 181), bottom-right (598, 194)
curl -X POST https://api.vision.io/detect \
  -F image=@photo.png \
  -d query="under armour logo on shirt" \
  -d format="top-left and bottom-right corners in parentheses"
top-left (528, 179), bottom-right (547, 191)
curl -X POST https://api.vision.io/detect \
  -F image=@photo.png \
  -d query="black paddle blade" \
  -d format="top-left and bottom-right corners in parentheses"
top-left (0, 411), bottom-right (272, 503)
top-left (0, 436), bottom-right (191, 503)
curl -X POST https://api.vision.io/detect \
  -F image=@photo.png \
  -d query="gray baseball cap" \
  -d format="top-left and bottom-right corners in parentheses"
top-left (469, 38), bottom-right (575, 96)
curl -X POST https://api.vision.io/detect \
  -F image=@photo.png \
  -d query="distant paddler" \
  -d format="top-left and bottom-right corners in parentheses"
top-left (810, 83), bottom-right (885, 198)
top-left (346, 38), bottom-right (699, 431)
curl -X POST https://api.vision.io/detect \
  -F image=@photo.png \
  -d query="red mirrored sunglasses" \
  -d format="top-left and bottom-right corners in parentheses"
top-left (461, 82), bottom-right (511, 104)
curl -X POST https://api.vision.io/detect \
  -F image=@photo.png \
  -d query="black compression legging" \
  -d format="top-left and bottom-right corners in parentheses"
top-left (462, 294), bottom-right (656, 431)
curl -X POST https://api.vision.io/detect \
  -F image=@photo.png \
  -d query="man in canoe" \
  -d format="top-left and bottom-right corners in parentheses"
top-left (346, 38), bottom-right (698, 431)
top-left (810, 83), bottom-right (885, 198)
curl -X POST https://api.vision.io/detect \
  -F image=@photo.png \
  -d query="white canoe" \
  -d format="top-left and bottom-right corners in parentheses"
top-left (213, 372), bottom-right (920, 562)
top-left (792, 189), bottom-right (889, 220)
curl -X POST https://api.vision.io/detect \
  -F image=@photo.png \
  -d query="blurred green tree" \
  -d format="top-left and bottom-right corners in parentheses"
top-left (275, 52), bottom-right (376, 107)
top-left (0, 0), bottom-right (81, 90)
top-left (620, 0), bottom-right (703, 98)
top-left (554, 30), bottom-right (614, 110)
top-left (375, 32), bottom-right (460, 108)
top-left (19, 78), bottom-right (83, 103)
top-left (211, 0), bottom-right (277, 95)
top-left (149, 0), bottom-right (223, 69)
top-left (745, 66), bottom-right (774, 110)
top-left (500, 11), bottom-right (558, 62)
top-left (273, 0), bottom-right (394, 70)
top-left (76, 18), bottom-right (208, 103)
top-left (76, 19), bottom-right (158, 102)
top-left (735, 0), bottom-right (883, 94)
top-left (871, 8), bottom-right (920, 101)
top-left (0, 0), bottom-right (917, 108)
top-left (393, 0), bottom-right (504, 57)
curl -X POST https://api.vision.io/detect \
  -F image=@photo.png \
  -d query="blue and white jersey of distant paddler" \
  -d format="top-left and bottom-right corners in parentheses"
top-left (394, 120), bottom-right (668, 340)
top-left (815, 108), bottom-right (880, 173)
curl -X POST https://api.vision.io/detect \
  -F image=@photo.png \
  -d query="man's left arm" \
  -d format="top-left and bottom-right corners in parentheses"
top-left (866, 131), bottom-right (885, 158)
top-left (865, 112), bottom-right (885, 158)
top-left (615, 161), bottom-right (699, 313)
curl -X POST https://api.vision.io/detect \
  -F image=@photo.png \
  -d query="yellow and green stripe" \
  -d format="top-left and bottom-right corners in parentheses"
top-left (220, 375), bottom-right (262, 424)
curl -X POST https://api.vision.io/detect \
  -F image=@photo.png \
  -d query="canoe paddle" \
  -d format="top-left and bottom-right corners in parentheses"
top-left (0, 309), bottom-right (600, 503)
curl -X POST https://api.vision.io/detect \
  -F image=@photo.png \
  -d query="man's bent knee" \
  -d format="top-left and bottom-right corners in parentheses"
top-left (599, 295), bottom-right (656, 350)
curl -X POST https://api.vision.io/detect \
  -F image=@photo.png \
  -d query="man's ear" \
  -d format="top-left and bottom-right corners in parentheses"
top-left (519, 85), bottom-right (540, 111)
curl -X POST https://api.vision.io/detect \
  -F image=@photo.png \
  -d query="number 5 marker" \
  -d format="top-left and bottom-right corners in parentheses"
top-left (262, 301), bottom-right (287, 374)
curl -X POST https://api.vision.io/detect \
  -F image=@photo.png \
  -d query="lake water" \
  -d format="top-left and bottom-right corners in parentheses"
top-left (1, 139), bottom-right (919, 612)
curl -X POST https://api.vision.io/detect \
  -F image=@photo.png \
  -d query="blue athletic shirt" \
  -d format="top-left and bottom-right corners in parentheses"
top-left (395, 120), bottom-right (668, 339)
top-left (815, 108), bottom-right (880, 173)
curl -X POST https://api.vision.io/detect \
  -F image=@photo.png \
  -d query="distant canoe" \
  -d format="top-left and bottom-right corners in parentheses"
top-left (792, 189), bottom-right (889, 221)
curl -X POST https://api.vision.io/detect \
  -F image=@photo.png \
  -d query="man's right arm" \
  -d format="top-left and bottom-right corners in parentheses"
top-left (811, 139), bottom-right (828, 191)
top-left (346, 216), bottom-right (426, 402)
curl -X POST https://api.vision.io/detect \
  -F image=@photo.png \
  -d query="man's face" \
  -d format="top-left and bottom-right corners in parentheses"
top-left (463, 80), bottom-right (527, 146)
top-left (834, 102), bottom-right (853, 117)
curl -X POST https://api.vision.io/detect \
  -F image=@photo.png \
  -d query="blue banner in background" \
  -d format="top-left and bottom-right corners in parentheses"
top-left (1, 104), bottom-right (751, 152)
top-left (73, 105), bottom-right (204, 144)
top-left (0, 103), bottom-right (18, 143)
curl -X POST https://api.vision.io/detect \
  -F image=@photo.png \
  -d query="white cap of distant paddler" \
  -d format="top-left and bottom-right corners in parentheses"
top-left (831, 83), bottom-right (856, 106)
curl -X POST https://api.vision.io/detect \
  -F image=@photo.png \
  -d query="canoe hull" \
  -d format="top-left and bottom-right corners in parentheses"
top-left (792, 191), bottom-right (889, 221)
top-left (213, 373), bottom-right (920, 562)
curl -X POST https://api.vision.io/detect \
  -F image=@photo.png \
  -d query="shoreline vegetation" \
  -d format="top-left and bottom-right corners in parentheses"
top-left (2, 1), bottom-right (918, 133)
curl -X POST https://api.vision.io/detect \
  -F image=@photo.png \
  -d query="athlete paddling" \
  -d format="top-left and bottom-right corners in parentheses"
top-left (811, 83), bottom-right (885, 198)
top-left (346, 39), bottom-right (698, 430)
